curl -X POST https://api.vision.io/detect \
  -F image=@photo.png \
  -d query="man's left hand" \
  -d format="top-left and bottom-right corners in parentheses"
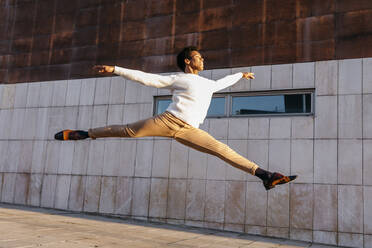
top-left (242, 72), bottom-right (255, 79)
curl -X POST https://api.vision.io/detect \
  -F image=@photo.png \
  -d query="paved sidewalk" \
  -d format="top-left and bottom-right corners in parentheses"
top-left (0, 204), bottom-right (339, 248)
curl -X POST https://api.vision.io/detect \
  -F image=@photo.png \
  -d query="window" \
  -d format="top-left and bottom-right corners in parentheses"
top-left (155, 98), bottom-right (172, 115)
top-left (207, 96), bottom-right (226, 116)
top-left (154, 95), bottom-right (226, 117)
top-left (231, 93), bottom-right (312, 116)
top-left (154, 89), bottom-right (314, 117)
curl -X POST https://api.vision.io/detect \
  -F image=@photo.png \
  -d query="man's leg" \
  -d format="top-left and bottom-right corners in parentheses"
top-left (55, 112), bottom-right (179, 140)
top-left (174, 126), bottom-right (258, 175)
top-left (88, 117), bottom-right (174, 139)
top-left (174, 126), bottom-right (296, 190)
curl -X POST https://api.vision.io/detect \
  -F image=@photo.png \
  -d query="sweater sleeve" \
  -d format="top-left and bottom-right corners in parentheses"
top-left (114, 66), bottom-right (175, 88)
top-left (213, 72), bottom-right (243, 92)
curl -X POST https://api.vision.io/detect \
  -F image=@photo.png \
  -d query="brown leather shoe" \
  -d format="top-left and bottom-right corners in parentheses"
top-left (54, 130), bottom-right (89, 140)
top-left (263, 172), bottom-right (297, 191)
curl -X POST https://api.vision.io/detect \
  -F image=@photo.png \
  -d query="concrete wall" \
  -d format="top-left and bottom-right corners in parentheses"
top-left (1, 57), bottom-right (372, 247)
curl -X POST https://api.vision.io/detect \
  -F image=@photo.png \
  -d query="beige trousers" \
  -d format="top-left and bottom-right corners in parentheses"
top-left (88, 111), bottom-right (259, 175)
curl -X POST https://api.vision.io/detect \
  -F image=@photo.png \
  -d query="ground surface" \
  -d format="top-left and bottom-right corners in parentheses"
top-left (0, 204), bottom-right (341, 248)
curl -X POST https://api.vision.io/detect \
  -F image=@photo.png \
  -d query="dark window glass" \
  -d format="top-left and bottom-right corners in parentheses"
top-left (156, 92), bottom-right (313, 117)
top-left (232, 94), bottom-right (312, 116)
top-left (207, 97), bottom-right (226, 116)
top-left (155, 97), bottom-right (226, 117)
top-left (305, 94), bottom-right (311, 113)
top-left (156, 99), bottom-right (172, 115)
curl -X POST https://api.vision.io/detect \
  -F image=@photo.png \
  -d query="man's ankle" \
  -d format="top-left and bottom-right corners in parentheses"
top-left (255, 168), bottom-right (272, 181)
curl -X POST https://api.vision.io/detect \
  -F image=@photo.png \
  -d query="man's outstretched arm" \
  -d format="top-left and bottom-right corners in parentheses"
top-left (93, 65), bottom-right (175, 88)
top-left (213, 72), bottom-right (255, 92)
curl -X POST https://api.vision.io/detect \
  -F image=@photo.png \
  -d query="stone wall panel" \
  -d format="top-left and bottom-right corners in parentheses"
top-left (0, 57), bottom-right (371, 247)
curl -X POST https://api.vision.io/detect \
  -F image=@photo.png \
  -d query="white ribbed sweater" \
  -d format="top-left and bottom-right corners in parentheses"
top-left (114, 66), bottom-right (243, 128)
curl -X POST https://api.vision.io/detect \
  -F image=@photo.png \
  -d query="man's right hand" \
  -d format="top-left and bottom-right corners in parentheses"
top-left (93, 65), bottom-right (115, 75)
top-left (242, 72), bottom-right (255, 79)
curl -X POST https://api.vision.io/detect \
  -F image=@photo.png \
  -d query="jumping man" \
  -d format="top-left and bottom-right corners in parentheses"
top-left (55, 46), bottom-right (297, 190)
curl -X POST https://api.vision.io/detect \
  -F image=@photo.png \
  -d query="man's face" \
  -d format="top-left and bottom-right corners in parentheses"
top-left (187, 51), bottom-right (204, 71)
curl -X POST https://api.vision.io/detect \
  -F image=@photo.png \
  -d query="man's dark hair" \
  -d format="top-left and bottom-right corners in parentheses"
top-left (177, 46), bottom-right (198, 72)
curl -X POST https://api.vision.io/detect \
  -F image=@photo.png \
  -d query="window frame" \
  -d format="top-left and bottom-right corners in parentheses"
top-left (228, 89), bottom-right (315, 118)
top-left (153, 88), bottom-right (315, 118)
top-left (153, 95), bottom-right (172, 116)
top-left (206, 94), bottom-right (227, 118)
